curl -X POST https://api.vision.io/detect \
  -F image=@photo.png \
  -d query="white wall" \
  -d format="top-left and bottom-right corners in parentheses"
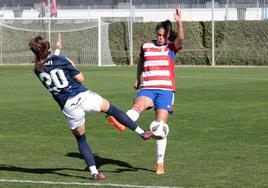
top-left (245, 8), bottom-right (261, 20)
top-left (0, 10), bottom-right (14, 18)
top-left (57, 8), bottom-right (255, 21)
top-left (21, 9), bottom-right (39, 18)
top-left (49, 8), bottom-right (259, 21)
top-left (0, 8), bottom-right (264, 21)
top-left (134, 8), bottom-right (238, 21)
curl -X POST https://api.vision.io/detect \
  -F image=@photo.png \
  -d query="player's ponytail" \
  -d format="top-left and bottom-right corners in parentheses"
top-left (29, 35), bottom-right (51, 65)
top-left (156, 19), bottom-right (177, 42)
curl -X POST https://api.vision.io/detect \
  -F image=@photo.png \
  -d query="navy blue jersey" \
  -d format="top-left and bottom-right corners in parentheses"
top-left (34, 55), bottom-right (87, 109)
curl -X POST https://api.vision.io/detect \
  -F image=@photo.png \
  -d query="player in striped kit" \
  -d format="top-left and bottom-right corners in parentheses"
top-left (109, 8), bottom-right (184, 174)
top-left (132, 7), bottom-right (184, 175)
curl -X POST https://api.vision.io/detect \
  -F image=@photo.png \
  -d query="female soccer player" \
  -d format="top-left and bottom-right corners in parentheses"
top-left (29, 35), bottom-right (153, 181)
top-left (109, 8), bottom-right (184, 175)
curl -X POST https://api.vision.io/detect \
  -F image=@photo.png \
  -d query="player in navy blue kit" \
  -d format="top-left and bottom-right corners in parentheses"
top-left (29, 35), bottom-right (153, 181)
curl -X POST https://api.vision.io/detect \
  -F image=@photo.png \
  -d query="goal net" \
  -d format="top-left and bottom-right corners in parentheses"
top-left (0, 17), bottom-right (114, 66)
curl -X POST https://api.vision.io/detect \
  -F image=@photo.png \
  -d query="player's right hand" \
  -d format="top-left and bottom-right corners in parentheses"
top-left (133, 81), bottom-right (139, 90)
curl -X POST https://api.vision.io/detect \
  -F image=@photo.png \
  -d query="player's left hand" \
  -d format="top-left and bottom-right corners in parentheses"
top-left (56, 33), bottom-right (62, 50)
top-left (174, 7), bottom-right (182, 22)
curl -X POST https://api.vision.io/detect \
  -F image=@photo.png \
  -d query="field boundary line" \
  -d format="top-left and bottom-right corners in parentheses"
top-left (0, 179), bottom-right (182, 188)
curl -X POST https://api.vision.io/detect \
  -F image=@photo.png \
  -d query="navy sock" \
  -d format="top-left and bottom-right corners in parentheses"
top-left (106, 104), bottom-right (138, 131)
top-left (75, 134), bottom-right (95, 167)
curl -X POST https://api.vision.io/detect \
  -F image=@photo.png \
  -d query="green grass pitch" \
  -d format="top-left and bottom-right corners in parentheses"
top-left (0, 65), bottom-right (267, 187)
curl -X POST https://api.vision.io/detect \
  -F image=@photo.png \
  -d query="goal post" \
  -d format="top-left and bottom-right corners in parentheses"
top-left (0, 17), bottom-right (114, 66)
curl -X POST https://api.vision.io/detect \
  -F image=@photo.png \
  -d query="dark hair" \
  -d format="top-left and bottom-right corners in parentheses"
top-left (155, 19), bottom-right (177, 41)
top-left (29, 35), bottom-right (51, 64)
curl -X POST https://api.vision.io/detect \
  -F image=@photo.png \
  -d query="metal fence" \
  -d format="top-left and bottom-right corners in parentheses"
top-left (1, 0), bottom-right (268, 7)
top-left (1, 2), bottom-right (268, 65)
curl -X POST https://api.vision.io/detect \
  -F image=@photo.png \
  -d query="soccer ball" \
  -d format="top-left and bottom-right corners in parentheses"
top-left (149, 121), bottom-right (169, 139)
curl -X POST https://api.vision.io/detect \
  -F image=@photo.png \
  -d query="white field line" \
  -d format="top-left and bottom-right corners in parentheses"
top-left (0, 179), bottom-right (182, 188)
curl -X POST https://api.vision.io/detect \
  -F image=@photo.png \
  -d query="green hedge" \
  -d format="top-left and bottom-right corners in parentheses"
top-left (109, 21), bottom-right (268, 65)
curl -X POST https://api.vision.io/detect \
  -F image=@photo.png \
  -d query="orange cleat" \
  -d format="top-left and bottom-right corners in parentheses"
top-left (156, 163), bottom-right (165, 175)
top-left (107, 116), bottom-right (126, 132)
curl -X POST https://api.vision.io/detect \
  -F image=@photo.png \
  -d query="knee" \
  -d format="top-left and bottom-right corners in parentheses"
top-left (72, 124), bottom-right (85, 136)
top-left (134, 97), bottom-right (153, 110)
top-left (100, 98), bottom-right (110, 112)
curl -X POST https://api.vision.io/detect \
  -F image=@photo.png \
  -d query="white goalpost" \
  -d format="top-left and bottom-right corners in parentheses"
top-left (0, 17), bottom-right (115, 66)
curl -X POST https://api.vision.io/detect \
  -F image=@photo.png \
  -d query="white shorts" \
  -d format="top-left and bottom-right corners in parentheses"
top-left (62, 90), bottom-right (103, 130)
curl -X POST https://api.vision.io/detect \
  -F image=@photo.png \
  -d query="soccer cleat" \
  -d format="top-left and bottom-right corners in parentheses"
top-left (156, 163), bottom-right (165, 175)
top-left (92, 172), bottom-right (106, 180)
top-left (107, 116), bottom-right (126, 132)
top-left (140, 131), bottom-right (154, 140)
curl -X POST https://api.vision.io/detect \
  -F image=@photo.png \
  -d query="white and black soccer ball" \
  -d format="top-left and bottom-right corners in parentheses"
top-left (149, 121), bottom-right (169, 139)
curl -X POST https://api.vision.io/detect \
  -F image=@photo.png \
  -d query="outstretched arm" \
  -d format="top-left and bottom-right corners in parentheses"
top-left (74, 72), bottom-right (85, 83)
top-left (54, 33), bottom-right (62, 55)
top-left (56, 33), bottom-right (62, 50)
top-left (174, 8), bottom-right (184, 50)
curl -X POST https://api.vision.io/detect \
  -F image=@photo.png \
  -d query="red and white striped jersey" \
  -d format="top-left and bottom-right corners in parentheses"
top-left (139, 40), bottom-right (181, 92)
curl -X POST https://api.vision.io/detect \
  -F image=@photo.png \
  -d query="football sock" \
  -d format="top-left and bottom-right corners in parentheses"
top-left (156, 137), bottom-right (167, 164)
top-left (126, 108), bottom-right (140, 122)
top-left (75, 134), bottom-right (98, 175)
top-left (89, 166), bottom-right (98, 175)
top-left (106, 104), bottom-right (138, 131)
top-left (134, 127), bottom-right (144, 134)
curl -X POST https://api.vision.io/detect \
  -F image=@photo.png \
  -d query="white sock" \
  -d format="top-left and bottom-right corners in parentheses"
top-left (127, 109), bottom-right (143, 134)
top-left (126, 109), bottom-right (140, 122)
top-left (156, 137), bottom-right (167, 164)
top-left (89, 165), bottom-right (98, 175)
top-left (135, 126), bottom-right (144, 134)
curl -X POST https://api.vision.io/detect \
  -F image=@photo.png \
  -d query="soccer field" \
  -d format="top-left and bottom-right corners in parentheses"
top-left (0, 66), bottom-right (267, 187)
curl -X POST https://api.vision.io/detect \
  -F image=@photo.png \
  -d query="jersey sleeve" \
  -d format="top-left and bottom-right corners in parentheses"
top-left (59, 56), bottom-right (80, 77)
top-left (66, 62), bottom-right (80, 78)
top-left (168, 41), bottom-right (182, 54)
top-left (54, 49), bottom-right (60, 56)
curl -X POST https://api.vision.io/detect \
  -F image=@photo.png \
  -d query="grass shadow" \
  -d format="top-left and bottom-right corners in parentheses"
top-left (65, 152), bottom-right (154, 173)
top-left (0, 164), bottom-right (88, 179)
